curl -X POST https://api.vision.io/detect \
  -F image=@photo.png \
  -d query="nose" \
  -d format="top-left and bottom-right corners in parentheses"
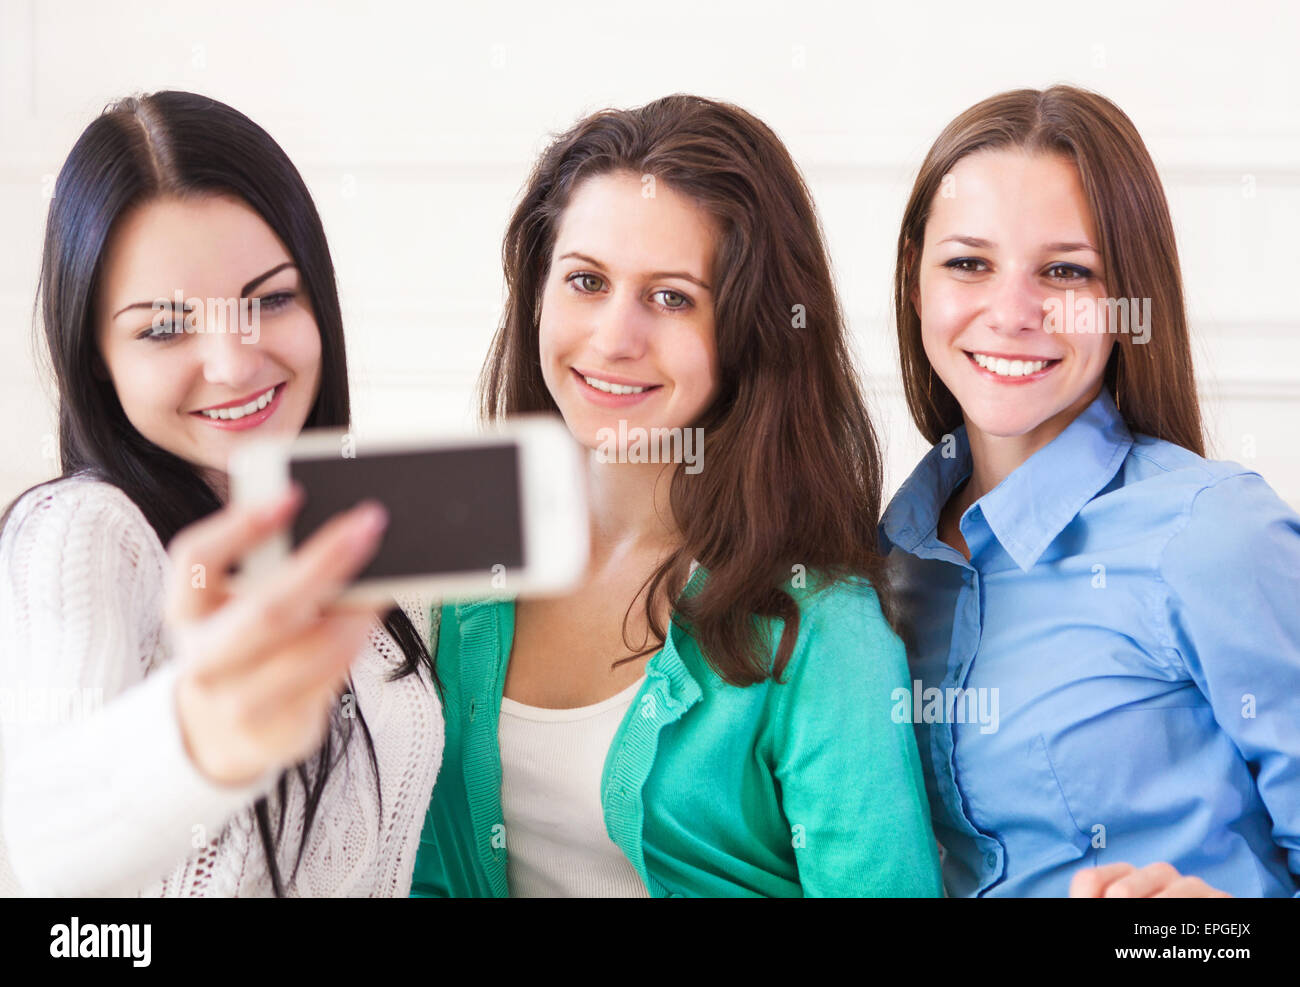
top-left (586, 288), bottom-right (651, 362)
top-left (196, 314), bottom-right (266, 391)
top-left (985, 269), bottom-right (1048, 337)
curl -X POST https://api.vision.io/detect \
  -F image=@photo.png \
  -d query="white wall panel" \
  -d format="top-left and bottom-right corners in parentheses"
top-left (2, 0), bottom-right (1296, 512)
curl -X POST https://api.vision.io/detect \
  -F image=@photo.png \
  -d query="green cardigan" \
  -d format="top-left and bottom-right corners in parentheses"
top-left (410, 568), bottom-right (942, 897)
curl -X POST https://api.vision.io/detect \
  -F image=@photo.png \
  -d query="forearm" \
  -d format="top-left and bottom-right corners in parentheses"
top-left (3, 661), bottom-right (276, 896)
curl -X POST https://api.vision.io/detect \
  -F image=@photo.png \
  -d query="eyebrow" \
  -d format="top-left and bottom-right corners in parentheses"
top-left (110, 262), bottom-right (298, 320)
top-left (938, 235), bottom-right (1098, 254)
top-left (557, 251), bottom-right (712, 291)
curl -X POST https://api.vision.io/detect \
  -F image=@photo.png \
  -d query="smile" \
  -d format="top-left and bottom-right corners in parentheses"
top-left (571, 367), bottom-right (662, 405)
top-left (190, 382), bottom-right (285, 428)
top-left (965, 351), bottom-right (1061, 381)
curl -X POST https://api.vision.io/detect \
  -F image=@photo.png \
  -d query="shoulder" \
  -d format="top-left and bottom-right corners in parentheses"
top-left (1113, 435), bottom-right (1299, 556)
top-left (1125, 433), bottom-right (1260, 495)
top-left (0, 474), bottom-right (170, 671)
top-left (1156, 464), bottom-right (1300, 581)
top-left (788, 569), bottom-right (889, 628)
top-left (2, 472), bottom-right (163, 564)
top-left (767, 570), bottom-right (905, 685)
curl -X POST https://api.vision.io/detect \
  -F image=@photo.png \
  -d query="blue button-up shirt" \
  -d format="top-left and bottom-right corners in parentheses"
top-left (880, 388), bottom-right (1300, 897)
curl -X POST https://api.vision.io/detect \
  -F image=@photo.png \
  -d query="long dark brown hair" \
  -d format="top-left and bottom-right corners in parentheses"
top-left (480, 93), bottom-right (891, 686)
top-left (894, 85), bottom-right (1204, 455)
top-left (4, 91), bottom-right (438, 896)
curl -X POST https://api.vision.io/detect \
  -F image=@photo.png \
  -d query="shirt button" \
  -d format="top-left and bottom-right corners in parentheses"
top-left (985, 851), bottom-right (998, 868)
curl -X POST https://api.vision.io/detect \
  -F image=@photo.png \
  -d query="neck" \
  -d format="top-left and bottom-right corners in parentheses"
top-left (960, 383), bottom-right (1103, 505)
top-left (584, 453), bottom-right (682, 566)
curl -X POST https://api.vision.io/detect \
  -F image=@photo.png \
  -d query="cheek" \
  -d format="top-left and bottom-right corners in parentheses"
top-left (106, 346), bottom-right (188, 422)
top-left (274, 315), bottom-right (323, 398)
top-left (1074, 334), bottom-right (1114, 376)
top-left (537, 291), bottom-right (591, 387)
top-left (919, 280), bottom-right (970, 348)
top-left (285, 314), bottom-right (322, 368)
top-left (665, 322), bottom-right (718, 405)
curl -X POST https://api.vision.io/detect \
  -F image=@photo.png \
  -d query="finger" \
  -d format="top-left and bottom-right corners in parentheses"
top-left (245, 499), bottom-right (388, 631)
top-left (166, 485), bottom-right (304, 623)
top-left (186, 503), bottom-right (388, 679)
top-left (237, 612), bottom-right (378, 721)
top-left (1070, 862), bottom-right (1136, 897)
top-left (1102, 861), bottom-right (1182, 898)
top-left (1154, 877), bottom-right (1232, 899)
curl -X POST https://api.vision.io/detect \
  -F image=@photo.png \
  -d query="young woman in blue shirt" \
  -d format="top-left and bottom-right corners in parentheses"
top-left (882, 85), bottom-right (1300, 897)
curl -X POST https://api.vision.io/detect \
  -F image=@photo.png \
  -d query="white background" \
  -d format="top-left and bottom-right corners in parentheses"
top-left (1, 0), bottom-right (1297, 510)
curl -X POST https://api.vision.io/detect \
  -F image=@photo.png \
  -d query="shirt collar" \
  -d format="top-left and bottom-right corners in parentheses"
top-left (882, 388), bottom-right (1133, 571)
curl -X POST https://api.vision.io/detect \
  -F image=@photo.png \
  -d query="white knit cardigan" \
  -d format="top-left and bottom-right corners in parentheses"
top-left (0, 473), bottom-right (444, 897)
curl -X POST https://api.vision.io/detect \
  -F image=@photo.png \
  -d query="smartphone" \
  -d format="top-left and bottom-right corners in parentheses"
top-left (227, 415), bottom-right (589, 603)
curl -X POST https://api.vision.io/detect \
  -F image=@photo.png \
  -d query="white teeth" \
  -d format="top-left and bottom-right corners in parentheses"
top-left (971, 353), bottom-right (1050, 377)
top-left (200, 385), bottom-right (276, 419)
top-left (583, 374), bottom-right (647, 395)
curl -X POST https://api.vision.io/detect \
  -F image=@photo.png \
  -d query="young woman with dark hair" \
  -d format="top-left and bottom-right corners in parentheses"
top-left (0, 91), bottom-right (443, 897)
top-left (882, 85), bottom-right (1300, 898)
top-left (411, 94), bottom-right (942, 897)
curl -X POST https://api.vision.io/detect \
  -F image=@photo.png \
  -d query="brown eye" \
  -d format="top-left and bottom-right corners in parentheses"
top-left (1045, 263), bottom-right (1091, 282)
top-left (573, 273), bottom-right (605, 292)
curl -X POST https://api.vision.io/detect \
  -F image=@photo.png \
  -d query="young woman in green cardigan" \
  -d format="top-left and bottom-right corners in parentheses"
top-left (410, 94), bottom-right (942, 897)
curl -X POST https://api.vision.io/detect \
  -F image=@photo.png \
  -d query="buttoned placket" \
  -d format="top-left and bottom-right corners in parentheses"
top-left (906, 502), bottom-right (1008, 893)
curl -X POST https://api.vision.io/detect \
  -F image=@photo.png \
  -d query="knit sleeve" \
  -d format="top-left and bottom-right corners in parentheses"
top-left (0, 478), bottom-right (276, 896)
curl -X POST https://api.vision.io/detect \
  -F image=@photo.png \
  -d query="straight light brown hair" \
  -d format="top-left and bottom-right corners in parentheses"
top-left (894, 85), bottom-right (1205, 456)
top-left (481, 93), bottom-right (892, 686)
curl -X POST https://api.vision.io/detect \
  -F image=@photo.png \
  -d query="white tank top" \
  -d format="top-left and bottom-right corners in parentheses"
top-left (498, 676), bottom-right (651, 897)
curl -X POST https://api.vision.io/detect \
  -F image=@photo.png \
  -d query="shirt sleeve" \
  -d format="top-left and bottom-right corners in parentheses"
top-left (767, 578), bottom-right (944, 897)
top-left (0, 481), bottom-right (276, 896)
top-left (1160, 471), bottom-right (1300, 895)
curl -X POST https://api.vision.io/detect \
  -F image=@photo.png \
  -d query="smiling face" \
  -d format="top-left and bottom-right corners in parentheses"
top-left (95, 194), bottom-right (322, 492)
top-left (538, 170), bottom-right (721, 451)
top-left (913, 149), bottom-right (1115, 455)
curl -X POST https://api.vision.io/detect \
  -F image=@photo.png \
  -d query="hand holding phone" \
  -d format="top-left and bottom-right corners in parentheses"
top-left (228, 415), bottom-right (590, 604)
top-left (165, 487), bottom-right (390, 787)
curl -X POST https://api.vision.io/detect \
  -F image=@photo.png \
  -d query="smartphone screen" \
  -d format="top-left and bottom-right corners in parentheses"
top-left (288, 443), bottom-right (525, 580)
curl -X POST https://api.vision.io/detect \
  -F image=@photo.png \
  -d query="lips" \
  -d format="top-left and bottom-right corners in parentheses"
top-left (189, 382), bottom-right (286, 430)
top-left (572, 367), bottom-right (661, 390)
top-left (191, 382), bottom-right (285, 414)
top-left (964, 350), bottom-right (1062, 382)
top-left (571, 367), bottom-right (663, 407)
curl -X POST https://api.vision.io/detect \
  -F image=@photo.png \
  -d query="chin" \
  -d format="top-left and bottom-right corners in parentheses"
top-left (963, 406), bottom-right (1053, 440)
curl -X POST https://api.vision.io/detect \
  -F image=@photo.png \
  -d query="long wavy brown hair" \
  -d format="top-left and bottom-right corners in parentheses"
top-left (480, 93), bottom-right (892, 686)
top-left (894, 85), bottom-right (1204, 455)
